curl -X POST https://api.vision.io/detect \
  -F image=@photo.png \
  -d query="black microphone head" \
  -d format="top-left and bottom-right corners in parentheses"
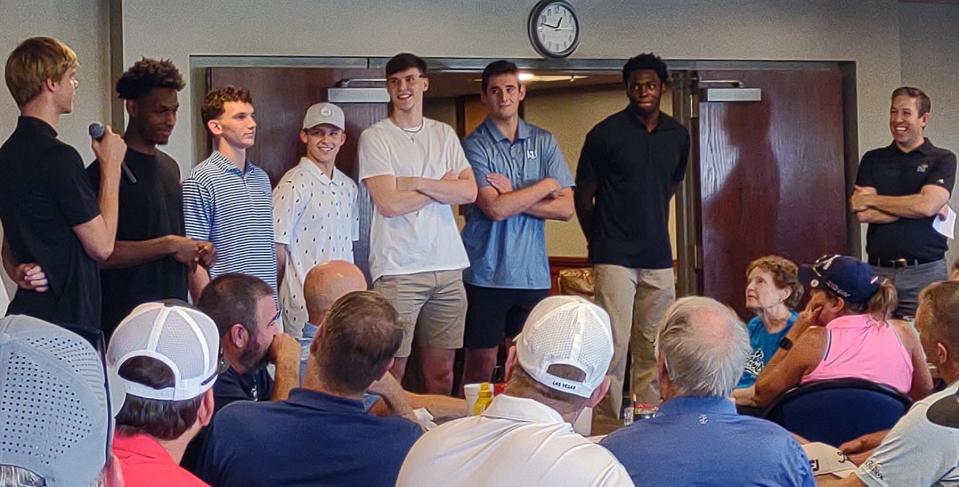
top-left (88, 122), bottom-right (105, 140)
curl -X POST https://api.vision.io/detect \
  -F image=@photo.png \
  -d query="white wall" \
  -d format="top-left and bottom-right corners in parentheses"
top-left (899, 2), bottom-right (959, 268)
top-left (120, 0), bottom-right (904, 183)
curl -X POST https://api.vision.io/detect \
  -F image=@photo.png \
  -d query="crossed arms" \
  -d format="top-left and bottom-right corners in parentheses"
top-left (365, 168), bottom-right (477, 217)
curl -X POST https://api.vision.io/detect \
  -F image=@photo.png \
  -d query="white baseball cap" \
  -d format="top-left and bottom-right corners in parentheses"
top-left (107, 300), bottom-right (222, 401)
top-left (303, 102), bottom-right (345, 130)
top-left (515, 295), bottom-right (614, 398)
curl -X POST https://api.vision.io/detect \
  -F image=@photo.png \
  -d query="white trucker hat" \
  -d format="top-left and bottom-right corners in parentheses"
top-left (515, 295), bottom-right (614, 398)
top-left (107, 300), bottom-right (221, 401)
top-left (303, 102), bottom-right (345, 130)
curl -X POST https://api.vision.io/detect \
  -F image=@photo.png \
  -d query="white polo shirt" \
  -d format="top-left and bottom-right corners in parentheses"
top-left (396, 394), bottom-right (634, 487)
top-left (357, 118), bottom-right (470, 282)
top-left (273, 158), bottom-right (358, 336)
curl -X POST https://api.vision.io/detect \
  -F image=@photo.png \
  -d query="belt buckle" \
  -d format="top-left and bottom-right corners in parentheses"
top-left (893, 258), bottom-right (910, 268)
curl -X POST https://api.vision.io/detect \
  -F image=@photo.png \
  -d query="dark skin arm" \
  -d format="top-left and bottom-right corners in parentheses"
top-left (573, 181), bottom-right (597, 240)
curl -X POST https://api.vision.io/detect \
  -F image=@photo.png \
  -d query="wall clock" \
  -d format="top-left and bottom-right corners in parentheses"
top-left (528, 0), bottom-right (581, 59)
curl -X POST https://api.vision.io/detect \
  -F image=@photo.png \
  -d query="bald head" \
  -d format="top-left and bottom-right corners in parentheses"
top-left (657, 296), bottom-right (750, 398)
top-left (304, 261), bottom-right (368, 325)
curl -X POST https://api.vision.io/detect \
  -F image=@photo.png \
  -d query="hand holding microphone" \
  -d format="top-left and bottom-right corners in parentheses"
top-left (88, 122), bottom-right (132, 184)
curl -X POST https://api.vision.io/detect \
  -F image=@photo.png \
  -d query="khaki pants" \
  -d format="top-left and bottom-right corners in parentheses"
top-left (593, 264), bottom-right (675, 423)
top-left (372, 270), bottom-right (467, 358)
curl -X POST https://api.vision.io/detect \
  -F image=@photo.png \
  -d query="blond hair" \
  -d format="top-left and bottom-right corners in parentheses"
top-left (4, 36), bottom-right (78, 107)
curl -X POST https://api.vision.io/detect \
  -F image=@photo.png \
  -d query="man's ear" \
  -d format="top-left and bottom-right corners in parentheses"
top-left (207, 119), bottom-right (222, 136)
top-left (920, 112), bottom-right (930, 129)
top-left (421, 76), bottom-right (430, 94)
top-left (938, 342), bottom-right (950, 366)
top-left (504, 345), bottom-right (517, 381)
top-left (299, 129), bottom-right (309, 144)
top-left (125, 99), bottom-right (137, 118)
top-left (198, 389), bottom-right (215, 427)
top-left (42, 77), bottom-right (58, 94)
top-left (586, 376), bottom-right (611, 408)
top-left (229, 323), bottom-right (248, 348)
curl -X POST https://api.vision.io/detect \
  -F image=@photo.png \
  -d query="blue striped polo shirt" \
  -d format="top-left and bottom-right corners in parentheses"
top-left (183, 151), bottom-right (277, 296)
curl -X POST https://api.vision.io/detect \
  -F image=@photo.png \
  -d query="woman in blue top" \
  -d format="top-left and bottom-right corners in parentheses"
top-left (732, 255), bottom-right (803, 406)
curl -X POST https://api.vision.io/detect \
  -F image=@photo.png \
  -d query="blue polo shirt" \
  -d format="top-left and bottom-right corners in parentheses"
top-left (197, 388), bottom-right (421, 487)
top-left (183, 151), bottom-right (276, 296)
top-left (601, 396), bottom-right (814, 486)
top-left (461, 118), bottom-right (574, 289)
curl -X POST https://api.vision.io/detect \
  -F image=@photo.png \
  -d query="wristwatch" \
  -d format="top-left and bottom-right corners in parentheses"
top-left (778, 336), bottom-right (794, 351)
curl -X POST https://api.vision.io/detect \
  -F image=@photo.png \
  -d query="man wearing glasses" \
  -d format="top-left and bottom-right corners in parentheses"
top-left (359, 52), bottom-right (477, 395)
top-left (575, 53), bottom-right (690, 424)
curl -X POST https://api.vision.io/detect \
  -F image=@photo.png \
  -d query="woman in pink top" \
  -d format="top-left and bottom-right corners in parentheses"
top-left (753, 254), bottom-right (932, 408)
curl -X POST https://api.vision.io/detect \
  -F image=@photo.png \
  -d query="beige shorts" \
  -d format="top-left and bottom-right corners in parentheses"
top-left (372, 270), bottom-right (467, 357)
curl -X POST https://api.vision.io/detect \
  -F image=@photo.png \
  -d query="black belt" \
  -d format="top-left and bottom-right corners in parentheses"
top-left (868, 256), bottom-right (938, 268)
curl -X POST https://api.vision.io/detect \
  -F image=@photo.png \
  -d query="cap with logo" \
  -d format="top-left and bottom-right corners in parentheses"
top-left (799, 254), bottom-right (881, 305)
top-left (0, 315), bottom-right (120, 486)
top-left (107, 300), bottom-right (222, 401)
top-left (514, 295), bottom-right (614, 398)
top-left (302, 102), bottom-right (345, 131)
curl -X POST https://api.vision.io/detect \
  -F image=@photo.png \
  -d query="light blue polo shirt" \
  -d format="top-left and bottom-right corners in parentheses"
top-left (601, 396), bottom-right (814, 486)
top-left (461, 118), bottom-right (574, 290)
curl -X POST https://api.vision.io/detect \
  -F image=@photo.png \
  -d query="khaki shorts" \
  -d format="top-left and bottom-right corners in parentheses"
top-left (372, 270), bottom-right (467, 357)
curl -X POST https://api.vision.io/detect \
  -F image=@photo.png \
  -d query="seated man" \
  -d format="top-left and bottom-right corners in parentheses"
top-left (182, 272), bottom-right (301, 470)
top-left (397, 295), bottom-right (632, 487)
top-left (108, 301), bottom-right (220, 486)
top-left (824, 280), bottom-right (959, 486)
top-left (302, 260), bottom-right (466, 420)
top-left (197, 291), bottom-right (421, 486)
top-left (601, 296), bottom-right (814, 486)
top-left (0, 315), bottom-right (123, 486)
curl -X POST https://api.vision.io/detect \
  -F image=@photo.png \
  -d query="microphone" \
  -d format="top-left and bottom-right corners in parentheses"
top-left (88, 122), bottom-right (137, 184)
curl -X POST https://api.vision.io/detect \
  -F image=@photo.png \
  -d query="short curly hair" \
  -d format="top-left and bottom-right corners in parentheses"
top-left (746, 255), bottom-right (804, 309)
top-left (622, 52), bottom-right (668, 85)
top-left (201, 85), bottom-right (253, 124)
top-left (115, 57), bottom-right (184, 100)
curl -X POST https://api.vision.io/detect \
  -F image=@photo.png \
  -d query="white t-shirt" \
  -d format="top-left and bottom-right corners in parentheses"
top-left (856, 381), bottom-right (959, 486)
top-left (273, 159), bottom-right (358, 336)
top-left (357, 118), bottom-right (470, 281)
top-left (397, 394), bottom-right (634, 487)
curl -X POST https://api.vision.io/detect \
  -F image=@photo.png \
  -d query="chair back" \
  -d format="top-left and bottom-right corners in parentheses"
top-left (763, 378), bottom-right (912, 446)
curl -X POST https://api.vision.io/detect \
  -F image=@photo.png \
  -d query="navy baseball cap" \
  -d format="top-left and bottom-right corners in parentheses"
top-left (799, 254), bottom-right (881, 305)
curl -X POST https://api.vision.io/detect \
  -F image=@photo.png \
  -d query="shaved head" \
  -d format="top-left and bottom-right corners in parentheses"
top-left (305, 261), bottom-right (368, 324)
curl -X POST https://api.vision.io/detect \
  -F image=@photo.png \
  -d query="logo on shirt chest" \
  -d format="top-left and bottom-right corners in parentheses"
top-left (917, 162), bottom-right (929, 173)
top-left (526, 149), bottom-right (537, 160)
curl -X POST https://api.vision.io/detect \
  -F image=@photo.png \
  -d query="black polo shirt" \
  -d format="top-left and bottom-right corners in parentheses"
top-left (577, 107), bottom-right (690, 269)
top-left (88, 148), bottom-right (188, 338)
top-left (856, 138), bottom-right (957, 262)
top-left (0, 116), bottom-right (101, 331)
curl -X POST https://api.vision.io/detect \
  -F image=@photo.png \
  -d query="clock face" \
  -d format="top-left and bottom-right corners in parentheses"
top-left (530, 1), bottom-right (580, 58)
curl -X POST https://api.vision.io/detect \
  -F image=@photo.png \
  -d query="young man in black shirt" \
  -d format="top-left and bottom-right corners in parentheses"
top-left (851, 86), bottom-right (957, 319)
top-left (575, 53), bottom-right (690, 424)
top-left (0, 36), bottom-right (125, 339)
top-left (87, 58), bottom-right (215, 338)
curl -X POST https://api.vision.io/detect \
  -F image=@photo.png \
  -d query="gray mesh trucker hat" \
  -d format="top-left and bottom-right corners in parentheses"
top-left (0, 315), bottom-right (118, 486)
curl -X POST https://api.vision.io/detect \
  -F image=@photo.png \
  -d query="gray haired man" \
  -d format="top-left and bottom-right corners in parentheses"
top-left (601, 296), bottom-right (814, 486)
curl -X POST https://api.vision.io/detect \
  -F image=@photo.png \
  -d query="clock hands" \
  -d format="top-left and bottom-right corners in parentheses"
top-left (542, 17), bottom-right (563, 30)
